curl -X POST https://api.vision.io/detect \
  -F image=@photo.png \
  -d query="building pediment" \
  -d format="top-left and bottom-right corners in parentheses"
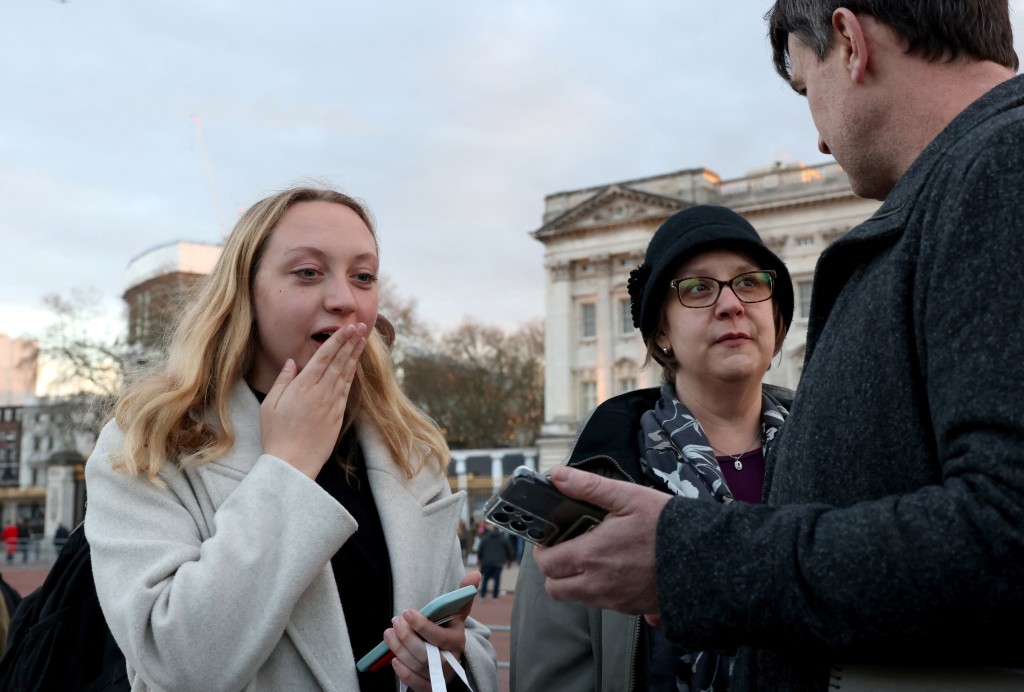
top-left (532, 185), bottom-right (687, 241)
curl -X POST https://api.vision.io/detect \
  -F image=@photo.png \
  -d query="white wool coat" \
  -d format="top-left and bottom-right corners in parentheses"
top-left (85, 380), bottom-right (497, 691)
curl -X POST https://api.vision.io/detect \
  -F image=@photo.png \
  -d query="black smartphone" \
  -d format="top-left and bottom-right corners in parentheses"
top-left (483, 465), bottom-right (608, 547)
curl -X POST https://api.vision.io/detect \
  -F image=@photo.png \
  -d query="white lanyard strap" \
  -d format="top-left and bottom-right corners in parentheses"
top-left (398, 641), bottom-right (474, 692)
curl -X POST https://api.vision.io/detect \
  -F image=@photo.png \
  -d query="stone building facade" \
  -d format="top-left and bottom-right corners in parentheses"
top-left (0, 334), bottom-right (38, 407)
top-left (0, 395), bottom-right (102, 548)
top-left (17, 396), bottom-right (102, 536)
top-left (531, 161), bottom-right (881, 470)
top-left (123, 240), bottom-right (222, 359)
top-left (0, 243), bottom-right (223, 544)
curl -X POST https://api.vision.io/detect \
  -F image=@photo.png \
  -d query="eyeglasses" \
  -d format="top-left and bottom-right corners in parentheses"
top-left (669, 270), bottom-right (776, 309)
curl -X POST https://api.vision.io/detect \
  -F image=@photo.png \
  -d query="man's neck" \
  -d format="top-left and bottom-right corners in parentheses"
top-left (885, 60), bottom-right (1017, 190)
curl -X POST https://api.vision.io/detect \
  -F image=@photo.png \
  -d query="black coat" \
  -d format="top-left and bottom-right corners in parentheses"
top-left (655, 75), bottom-right (1024, 690)
top-left (477, 529), bottom-right (514, 567)
top-left (0, 525), bottom-right (129, 691)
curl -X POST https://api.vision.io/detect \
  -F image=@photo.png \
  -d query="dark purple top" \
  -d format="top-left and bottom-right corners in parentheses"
top-left (717, 448), bottom-right (765, 504)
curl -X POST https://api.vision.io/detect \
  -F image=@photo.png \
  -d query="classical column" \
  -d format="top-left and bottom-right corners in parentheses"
top-left (45, 464), bottom-right (76, 551)
top-left (451, 452), bottom-right (470, 524)
top-left (592, 254), bottom-right (614, 402)
top-left (542, 261), bottom-right (574, 437)
top-left (523, 450), bottom-right (538, 472)
top-left (490, 452), bottom-right (506, 493)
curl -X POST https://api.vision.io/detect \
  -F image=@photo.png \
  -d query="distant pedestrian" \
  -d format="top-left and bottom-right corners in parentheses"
top-left (15, 519), bottom-right (28, 564)
top-left (1, 523), bottom-right (16, 565)
top-left (458, 518), bottom-right (473, 563)
top-left (510, 534), bottom-right (524, 564)
top-left (477, 527), bottom-right (514, 601)
top-left (53, 523), bottom-right (70, 554)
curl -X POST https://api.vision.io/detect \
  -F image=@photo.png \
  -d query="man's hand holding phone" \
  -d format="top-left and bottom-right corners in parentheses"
top-left (532, 466), bottom-right (668, 616)
top-left (483, 465), bottom-right (609, 546)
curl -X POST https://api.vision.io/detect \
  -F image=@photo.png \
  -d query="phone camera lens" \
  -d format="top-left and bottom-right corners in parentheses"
top-left (527, 528), bottom-right (544, 540)
top-left (519, 514), bottom-right (534, 523)
top-left (491, 511), bottom-right (509, 524)
top-left (511, 520), bottom-right (527, 532)
top-left (502, 504), bottom-right (516, 513)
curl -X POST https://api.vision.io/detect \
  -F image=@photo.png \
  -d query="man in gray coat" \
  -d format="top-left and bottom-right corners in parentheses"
top-left (532, 2), bottom-right (1024, 690)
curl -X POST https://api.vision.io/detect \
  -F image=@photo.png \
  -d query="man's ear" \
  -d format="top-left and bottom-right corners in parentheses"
top-left (832, 8), bottom-right (870, 84)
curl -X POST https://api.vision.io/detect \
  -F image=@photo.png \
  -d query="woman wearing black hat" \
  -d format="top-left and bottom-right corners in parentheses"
top-left (510, 204), bottom-right (795, 692)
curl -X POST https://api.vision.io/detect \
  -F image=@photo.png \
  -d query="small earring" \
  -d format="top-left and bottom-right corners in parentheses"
top-left (662, 346), bottom-right (672, 355)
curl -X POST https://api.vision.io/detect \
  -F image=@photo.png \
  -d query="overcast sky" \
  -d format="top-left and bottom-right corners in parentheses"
top-left (3, 1), bottom-right (1023, 341)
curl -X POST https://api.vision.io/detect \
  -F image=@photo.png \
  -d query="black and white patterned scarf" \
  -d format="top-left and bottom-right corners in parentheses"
top-left (637, 382), bottom-right (788, 691)
top-left (638, 382), bottom-right (786, 502)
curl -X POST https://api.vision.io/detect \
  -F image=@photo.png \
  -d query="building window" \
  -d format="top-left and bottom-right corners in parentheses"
top-left (619, 298), bottom-right (633, 334)
top-left (618, 377), bottom-right (636, 394)
top-left (798, 281), bottom-right (813, 319)
top-left (580, 380), bottom-right (597, 414)
top-left (581, 303), bottom-right (596, 339)
top-left (796, 235), bottom-right (815, 247)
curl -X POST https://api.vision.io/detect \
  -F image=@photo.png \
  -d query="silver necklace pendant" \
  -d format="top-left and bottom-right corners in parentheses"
top-left (712, 427), bottom-right (761, 474)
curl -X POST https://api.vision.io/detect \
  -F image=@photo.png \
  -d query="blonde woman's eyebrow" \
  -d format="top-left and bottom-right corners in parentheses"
top-left (281, 246), bottom-right (378, 265)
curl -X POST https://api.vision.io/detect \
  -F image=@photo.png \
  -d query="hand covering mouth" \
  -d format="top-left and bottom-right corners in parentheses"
top-left (312, 330), bottom-right (336, 344)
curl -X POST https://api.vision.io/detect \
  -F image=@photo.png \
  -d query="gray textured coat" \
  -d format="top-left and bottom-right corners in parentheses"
top-left (655, 75), bottom-right (1024, 691)
top-left (85, 380), bottom-right (497, 692)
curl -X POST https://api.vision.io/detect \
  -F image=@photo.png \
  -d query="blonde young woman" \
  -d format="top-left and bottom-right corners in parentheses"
top-left (511, 205), bottom-right (794, 691)
top-left (85, 186), bottom-right (497, 691)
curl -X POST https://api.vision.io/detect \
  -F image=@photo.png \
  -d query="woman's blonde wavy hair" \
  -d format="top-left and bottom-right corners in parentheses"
top-left (113, 186), bottom-right (448, 481)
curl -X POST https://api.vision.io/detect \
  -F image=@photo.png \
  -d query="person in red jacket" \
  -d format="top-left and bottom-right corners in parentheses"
top-left (2, 522), bottom-right (18, 565)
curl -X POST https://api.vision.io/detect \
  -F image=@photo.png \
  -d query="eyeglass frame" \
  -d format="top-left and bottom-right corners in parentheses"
top-left (668, 270), bottom-right (777, 309)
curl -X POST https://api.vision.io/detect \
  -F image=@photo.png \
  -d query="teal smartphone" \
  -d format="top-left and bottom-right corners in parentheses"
top-left (355, 585), bottom-right (478, 673)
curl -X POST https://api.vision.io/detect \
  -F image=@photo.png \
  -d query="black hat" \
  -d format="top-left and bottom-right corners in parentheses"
top-left (627, 205), bottom-right (794, 342)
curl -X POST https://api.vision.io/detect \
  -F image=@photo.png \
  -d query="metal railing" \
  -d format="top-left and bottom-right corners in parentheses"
top-left (4, 537), bottom-right (63, 566)
top-left (483, 624), bottom-right (510, 669)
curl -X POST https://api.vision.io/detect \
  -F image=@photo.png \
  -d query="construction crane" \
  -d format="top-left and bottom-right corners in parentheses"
top-left (193, 116), bottom-right (227, 235)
